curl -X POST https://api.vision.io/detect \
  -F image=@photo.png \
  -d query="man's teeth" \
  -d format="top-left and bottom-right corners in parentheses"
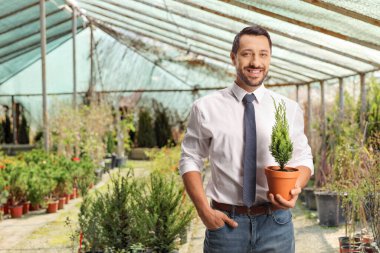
top-left (247, 69), bottom-right (261, 73)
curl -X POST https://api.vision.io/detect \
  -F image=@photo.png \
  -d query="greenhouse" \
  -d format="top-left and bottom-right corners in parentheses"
top-left (0, 0), bottom-right (379, 252)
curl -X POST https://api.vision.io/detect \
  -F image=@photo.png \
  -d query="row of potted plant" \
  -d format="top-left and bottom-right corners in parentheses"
top-left (303, 78), bottom-right (380, 251)
top-left (0, 150), bottom-right (97, 219)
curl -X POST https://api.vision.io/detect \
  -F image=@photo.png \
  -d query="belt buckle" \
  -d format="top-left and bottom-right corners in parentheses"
top-left (247, 206), bottom-right (252, 215)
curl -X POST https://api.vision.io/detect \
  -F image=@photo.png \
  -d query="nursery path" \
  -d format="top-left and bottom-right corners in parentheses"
top-left (0, 165), bottom-right (149, 253)
top-left (180, 168), bottom-right (346, 253)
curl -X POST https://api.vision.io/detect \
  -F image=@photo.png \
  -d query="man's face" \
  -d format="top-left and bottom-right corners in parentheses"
top-left (230, 35), bottom-right (271, 91)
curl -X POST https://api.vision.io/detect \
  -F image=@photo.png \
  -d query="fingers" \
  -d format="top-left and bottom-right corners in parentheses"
top-left (268, 193), bottom-right (284, 208)
top-left (290, 186), bottom-right (302, 196)
top-left (222, 213), bottom-right (238, 228)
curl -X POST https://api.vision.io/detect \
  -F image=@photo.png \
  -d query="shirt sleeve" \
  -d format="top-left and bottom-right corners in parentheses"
top-left (287, 104), bottom-right (314, 175)
top-left (179, 102), bottom-right (211, 176)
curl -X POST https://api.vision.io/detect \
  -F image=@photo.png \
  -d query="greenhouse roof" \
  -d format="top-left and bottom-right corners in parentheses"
top-left (0, 0), bottom-right (85, 84)
top-left (1, 0), bottom-right (380, 89)
top-left (72, 0), bottom-right (380, 87)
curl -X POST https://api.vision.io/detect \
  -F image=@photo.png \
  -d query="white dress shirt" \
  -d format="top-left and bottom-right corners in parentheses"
top-left (179, 83), bottom-right (314, 206)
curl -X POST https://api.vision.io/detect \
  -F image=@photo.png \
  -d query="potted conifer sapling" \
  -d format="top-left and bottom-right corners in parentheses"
top-left (265, 99), bottom-right (300, 201)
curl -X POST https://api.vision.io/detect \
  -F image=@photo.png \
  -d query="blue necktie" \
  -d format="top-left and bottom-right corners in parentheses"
top-left (243, 94), bottom-right (257, 208)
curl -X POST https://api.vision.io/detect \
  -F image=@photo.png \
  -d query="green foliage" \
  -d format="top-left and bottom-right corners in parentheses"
top-left (2, 113), bottom-right (13, 144)
top-left (106, 131), bottom-right (116, 155)
top-left (120, 113), bottom-right (135, 154)
top-left (4, 162), bottom-right (28, 204)
top-left (137, 109), bottom-right (156, 148)
top-left (79, 171), bottom-right (138, 252)
top-left (74, 156), bottom-right (96, 197)
top-left (26, 164), bottom-right (53, 205)
top-left (269, 98), bottom-right (293, 171)
top-left (0, 170), bottom-right (9, 204)
top-left (133, 171), bottom-right (194, 253)
top-left (18, 113), bottom-right (29, 144)
top-left (0, 123), bottom-right (4, 144)
top-left (79, 164), bottom-right (194, 252)
top-left (153, 102), bottom-right (173, 148)
top-left (146, 145), bottom-right (181, 173)
top-left (365, 77), bottom-right (380, 146)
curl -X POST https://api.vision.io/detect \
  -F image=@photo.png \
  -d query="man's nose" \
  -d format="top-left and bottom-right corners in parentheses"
top-left (249, 54), bottom-right (259, 67)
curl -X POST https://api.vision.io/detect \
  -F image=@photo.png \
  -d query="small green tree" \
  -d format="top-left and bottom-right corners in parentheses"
top-left (269, 99), bottom-right (293, 171)
top-left (133, 172), bottom-right (194, 253)
top-left (153, 103), bottom-right (172, 148)
top-left (18, 113), bottom-right (29, 144)
top-left (137, 109), bottom-right (155, 148)
top-left (79, 171), bottom-right (138, 252)
top-left (2, 113), bottom-right (12, 144)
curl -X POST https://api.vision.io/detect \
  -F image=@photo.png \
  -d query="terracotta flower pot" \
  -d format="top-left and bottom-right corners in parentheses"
top-left (58, 197), bottom-right (65, 210)
top-left (3, 203), bottom-right (9, 215)
top-left (47, 201), bottom-right (59, 213)
top-left (10, 205), bottom-right (23, 218)
top-left (64, 194), bottom-right (70, 204)
top-left (69, 187), bottom-right (77, 199)
top-left (22, 201), bottom-right (30, 214)
top-left (265, 166), bottom-right (300, 201)
top-left (340, 244), bottom-right (361, 253)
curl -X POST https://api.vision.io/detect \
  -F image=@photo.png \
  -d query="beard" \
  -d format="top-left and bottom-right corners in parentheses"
top-left (236, 67), bottom-right (268, 88)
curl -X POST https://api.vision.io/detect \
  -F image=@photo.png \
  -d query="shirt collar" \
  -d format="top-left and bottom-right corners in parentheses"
top-left (231, 82), bottom-right (267, 104)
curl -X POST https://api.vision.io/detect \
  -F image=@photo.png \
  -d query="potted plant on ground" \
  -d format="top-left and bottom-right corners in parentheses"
top-left (6, 163), bottom-right (28, 218)
top-left (26, 164), bottom-right (53, 211)
top-left (265, 99), bottom-right (299, 200)
top-left (314, 91), bottom-right (359, 227)
top-left (0, 170), bottom-right (9, 219)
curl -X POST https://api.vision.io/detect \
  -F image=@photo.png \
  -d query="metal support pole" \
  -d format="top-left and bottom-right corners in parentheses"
top-left (360, 73), bottom-right (366, 130)
top-left (72, 5), bottom-right (77, 109)
top-left (296, 84), bottom-right (299, 103)
top-left (307, 83), bottom-right (312, 141)
top-left (40, 0), bottom-right (49, 152)
top-left (320, 81), bottom-right (326, 160)
top-left (11, 96), bottom-right (17, 144)
top-left (338, 78), bottom-right (344, 120)
top-left (115, 100), bottom-right (124, 158)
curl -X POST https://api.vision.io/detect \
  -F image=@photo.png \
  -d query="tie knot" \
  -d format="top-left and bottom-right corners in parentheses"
top-left (243, 94), bottom-right (255, 104)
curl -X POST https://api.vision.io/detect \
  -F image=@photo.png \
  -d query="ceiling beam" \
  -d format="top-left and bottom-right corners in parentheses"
top-left (173, 0), bottom-right (380, 67)
top-left (219, 0), bottom-right (380, 51)
top-left (302, 0), bottom-right (380, 28)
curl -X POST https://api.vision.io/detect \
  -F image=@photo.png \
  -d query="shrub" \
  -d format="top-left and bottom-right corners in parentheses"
top-left (133, 171), bottom-right (194, 253)
top-left (137, 109), bottom-right (155, 148)
top-left (79, 171), bottom-right (138, 252)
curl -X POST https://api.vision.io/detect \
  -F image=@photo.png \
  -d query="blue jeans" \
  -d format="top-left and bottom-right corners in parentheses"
top-left (204, 209), bottom-right (295, 253)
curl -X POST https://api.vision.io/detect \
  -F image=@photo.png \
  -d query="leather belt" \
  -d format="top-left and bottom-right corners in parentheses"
top-left (211, 200), bottom-right (281, 216)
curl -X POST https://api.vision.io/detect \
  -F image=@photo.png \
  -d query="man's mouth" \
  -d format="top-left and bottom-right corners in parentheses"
top-left (245, 68), bottom-right (263, 78)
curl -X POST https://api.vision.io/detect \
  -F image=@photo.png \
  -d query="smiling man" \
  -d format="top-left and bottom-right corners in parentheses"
top-left (179, 26), bottom-right (313, 253)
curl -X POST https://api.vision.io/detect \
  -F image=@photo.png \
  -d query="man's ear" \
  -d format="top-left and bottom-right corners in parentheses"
top-left (230, 52), bottom-right (236, 65)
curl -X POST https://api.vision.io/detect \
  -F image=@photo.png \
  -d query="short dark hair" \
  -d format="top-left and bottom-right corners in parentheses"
top-left (231, 26), bottom-right (272, 55)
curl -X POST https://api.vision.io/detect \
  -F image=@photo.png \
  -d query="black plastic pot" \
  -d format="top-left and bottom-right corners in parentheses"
top-left (315, 191), bottom-right (345, 226)
top-left (116, 156), bottom-right (127, 168)
top-left (304, 187), bottom-right (317, 210)
top-left (111, 154), bottom-right (117, 169)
